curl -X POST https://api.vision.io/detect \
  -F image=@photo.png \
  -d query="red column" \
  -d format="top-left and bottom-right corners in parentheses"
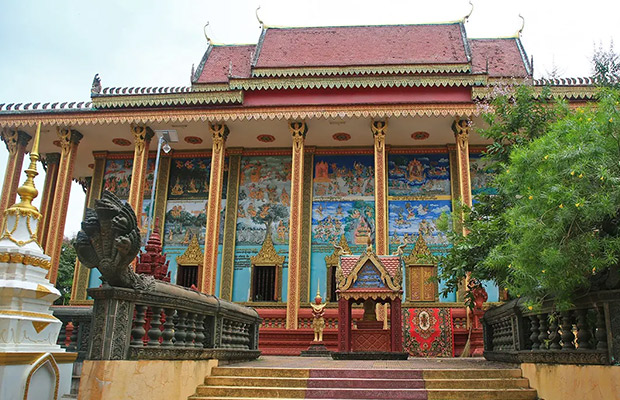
top-left (390, 297), bottom-right (403, 352)
top-left (0, 130), bottom-right (31, 231)
top-left (338, 297), bottom-right (352, 352)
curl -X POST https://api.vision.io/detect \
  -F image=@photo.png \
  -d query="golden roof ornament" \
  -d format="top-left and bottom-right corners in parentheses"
top-left (176, 233), bottom-right (203, 265)
top-left (251, 230), bottom-right (285, 266)
top-left (517, 14), bottom-right (525, 38)
top-left (403, 234), bottom-right (437, 265)
top-left (325, 234), bottom-right (351, 266)
top-left (463, 0), bottom-right (474, 23)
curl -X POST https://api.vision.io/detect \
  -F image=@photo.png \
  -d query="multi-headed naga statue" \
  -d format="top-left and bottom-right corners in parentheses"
top-left (74, 190), bottom-right (155, 290)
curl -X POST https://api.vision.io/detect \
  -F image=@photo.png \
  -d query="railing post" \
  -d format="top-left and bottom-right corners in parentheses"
top-left (87, 288), bottom-right (135, 360)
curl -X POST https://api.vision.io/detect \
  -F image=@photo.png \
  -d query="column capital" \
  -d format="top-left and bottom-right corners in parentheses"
top-left (288, 121), bottom-right (308, 139)
top-left (371, 120), bottom-right (387, 153)
top-left (451, 118), bottom-right (471, 147)
top-left (1, 129), bottom-right (31, 154)
top-left (43, 152), bottom-right (61, 165)
top-left (56, 128), bottom-right (83, 155)
top-left (130, 125), bottom-right (154, 153)
top-left (209, 123), bottom-right (229, 152)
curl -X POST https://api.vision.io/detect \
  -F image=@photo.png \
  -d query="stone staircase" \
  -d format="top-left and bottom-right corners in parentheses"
top-left (189, 366), bottom-right (538, 399)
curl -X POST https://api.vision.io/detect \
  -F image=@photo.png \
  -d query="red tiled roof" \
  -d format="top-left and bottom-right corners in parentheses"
top-left (196, 45), bottom-right (255, 84)
top-left (340, 255), bottom-right (401, 278)
top-left (469, 38), bottom-right (529, 78)
top-left (254, 24), bottom-right (469, 68)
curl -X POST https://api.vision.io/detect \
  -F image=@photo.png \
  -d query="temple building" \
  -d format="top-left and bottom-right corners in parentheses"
top-left (0, 19), bottom-right (597, 355)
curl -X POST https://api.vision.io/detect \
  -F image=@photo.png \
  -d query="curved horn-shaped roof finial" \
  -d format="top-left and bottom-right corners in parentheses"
top-left (256, 6), bottom-right (264, 29)
top-left (517, 14), bottom-right (525, 38)
top-left (464, 0), bottom-right (474, 23)
top-left (203, 21), bottom-right (211, 46)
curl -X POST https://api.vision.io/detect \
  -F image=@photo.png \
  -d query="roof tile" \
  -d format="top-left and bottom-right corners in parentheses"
top-left (255, 24), bottom-right (469, 68)
top-left (469, 38), bottom-right (529, 78)
top-left (196, 45), bottom-right (255, 84)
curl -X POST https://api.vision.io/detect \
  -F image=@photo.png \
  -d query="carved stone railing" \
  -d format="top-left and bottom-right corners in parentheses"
top-left (51, 305), bottom-right (93, 362)
top-left (87, 285), bottom-right (261, 362)
top-left (482, 290), bottom-right (620, 365)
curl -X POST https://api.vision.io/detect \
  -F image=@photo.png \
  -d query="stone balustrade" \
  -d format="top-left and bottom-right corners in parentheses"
top-left (51, 305), bottom-right (93, 362)
top-left (86, 284), bottom-right (261, 362)
top-left (482, 289), bottom-right (620, 365)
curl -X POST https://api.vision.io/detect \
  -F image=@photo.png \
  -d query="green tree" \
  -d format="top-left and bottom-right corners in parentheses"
top-left (55, 238), bottom-right (76, 305)
top-left (437, 85), bottom-right (563, 296)
top-left (593, 42), bottom-right (620, 87)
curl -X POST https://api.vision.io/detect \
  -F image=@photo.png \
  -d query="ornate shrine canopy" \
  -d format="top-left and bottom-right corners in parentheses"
top-left (338, 246), bottom-right (403, 300)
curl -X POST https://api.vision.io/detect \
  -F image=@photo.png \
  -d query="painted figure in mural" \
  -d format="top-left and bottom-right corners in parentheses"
top-left (310, 289), bottom-right (326, 342)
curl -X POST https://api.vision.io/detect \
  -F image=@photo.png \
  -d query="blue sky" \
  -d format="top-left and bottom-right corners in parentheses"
top-left (1, 0), bottom-right (619, 237)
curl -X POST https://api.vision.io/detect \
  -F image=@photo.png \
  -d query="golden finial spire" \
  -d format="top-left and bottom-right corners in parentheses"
top-left (8, 122), bottom-right (41, 216)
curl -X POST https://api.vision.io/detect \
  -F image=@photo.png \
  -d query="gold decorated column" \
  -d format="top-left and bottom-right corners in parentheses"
top-left (201, 123), bottom-right (229, 294)
top-left (0, 129), bottom-right (31, 231)
top-left (45, 127), bottom-right (83, 284)
top-left (127, 125), bottom-right (154, 229)
top-left (38, 152), bottom-right (61, 249)
top-left (371, 120), bottom-right (388, 255)
top-left (286, 121), bottom-right (307, 330)
top-left (452, 119), bottom-right (473, 208)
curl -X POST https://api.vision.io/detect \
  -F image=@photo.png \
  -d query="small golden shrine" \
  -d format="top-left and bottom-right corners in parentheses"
top-left (335, 243), bottom-right (403, 353)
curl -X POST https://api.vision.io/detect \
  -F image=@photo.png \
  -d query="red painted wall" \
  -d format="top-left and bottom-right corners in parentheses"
top-left (243, 86), bottom-right (472, 107)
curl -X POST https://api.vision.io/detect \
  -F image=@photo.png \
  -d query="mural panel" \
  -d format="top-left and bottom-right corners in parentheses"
top-left (388, 200), bottom-right (451, 250)
top-left (233, 155), bottom-right (291, 302)
top-left (235, 156), bottom-right (292, 246)
top-left (470, 153), bottom-right (497, 196)
top-left (388, 154), bottom-right (450, 197)
top-left (103, 159), bottom-right (133, 199)
top-left (310, 154), bottom-right (375, 299)
top-left (168, 157), bottom-right (214, 200)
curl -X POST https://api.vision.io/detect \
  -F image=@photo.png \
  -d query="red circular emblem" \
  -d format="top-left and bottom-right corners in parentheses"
top-left (332, 132), bottom-right (351, 141)
top-left (257, 134), bottom-right (275, 143)
top-left (184, 136), bottom-right (203, 145)
top-left (411, 131), bottom-right (430, 140)
top-left (112, 138), bottom-right (131, 146)
top-left (88, 163), bottom-right (95, 169)
top-left (52, 140), bottom-right (61, 148)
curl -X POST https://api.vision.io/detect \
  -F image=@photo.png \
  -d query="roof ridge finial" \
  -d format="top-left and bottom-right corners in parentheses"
top-left (255, 6), bottom-right (264, 29)
top-left (517, 14), bottom-right (525, 38)
top-left (203, 21), bottom-right (212, 46)
top-left (463, 0), bottom-right (474, 23)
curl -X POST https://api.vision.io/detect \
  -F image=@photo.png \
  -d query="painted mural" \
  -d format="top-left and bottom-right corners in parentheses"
top-left (388, 200), bottom-right (451, 250)
top-left (168, 157), bottom-right (215, 200)
top-left (164, 199), bottom-right (208, 246)
top-left (388, 154), bottom-right (451, 197)
top-left (470, 153), bottom-right (497, 195)
top-left (235, 156), bottom-right (292, 246)
top-left (312, 201), bottom-right (375, 248)
top-left (309, 154), bottom-right (375, 299)
top-left (313, 155), bottom-right (374, 200)
top-left (103, 159), bottom-right (133, 199)
top-left (103, 158), bottom-right (156, 199)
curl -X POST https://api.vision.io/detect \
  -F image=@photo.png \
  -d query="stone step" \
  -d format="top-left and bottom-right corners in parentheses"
top-left (192, 386), bottom-right (537, 400)
top-left (205, 375), bottom-right (528, 390)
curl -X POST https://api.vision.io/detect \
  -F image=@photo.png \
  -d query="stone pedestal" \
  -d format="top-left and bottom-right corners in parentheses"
top-left (300, 342), bottom-right (331, 357)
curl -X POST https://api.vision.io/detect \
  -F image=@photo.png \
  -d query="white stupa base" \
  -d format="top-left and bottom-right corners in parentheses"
top-left (0, 352), bottom-right (74, 400)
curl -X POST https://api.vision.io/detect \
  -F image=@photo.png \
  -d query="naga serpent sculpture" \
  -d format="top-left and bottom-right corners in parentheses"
top-left (74, 190), bottom-right (155, 290)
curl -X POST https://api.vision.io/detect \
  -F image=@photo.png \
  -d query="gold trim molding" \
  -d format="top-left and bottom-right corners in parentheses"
top-left (0, 252), bottom-right (51, 270)
top-left (0, 352), bottom-right (77, 366)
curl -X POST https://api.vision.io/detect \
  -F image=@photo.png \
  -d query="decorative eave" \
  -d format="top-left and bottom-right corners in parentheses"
top-left (251, 232), bottom-right (285, 266)
top-left (403, 234), bottom-right (436, 265)
top-left (175, 234), bottom-right (203, 265)
top-left (91, 90), bottom-right (243, 108)
top-left (472, 83), bottom-right (599, 101)
top-left (338, 290), bottom-right (402, 300)
top-left (251, 63), bottom-right (471, 78)
top-left (0, 103), bottom-right (481, 128)
top-left (230, 75), bottom-right (486, 91)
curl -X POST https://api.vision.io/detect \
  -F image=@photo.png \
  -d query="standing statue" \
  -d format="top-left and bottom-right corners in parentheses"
top-left (310, 288), bottom-right (326, 342)
top-left (74, 190), bottom-right (155, 290)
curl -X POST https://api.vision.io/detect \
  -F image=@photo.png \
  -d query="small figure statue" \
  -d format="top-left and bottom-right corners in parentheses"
top-left (310, 288), bottom-right (326, 342)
